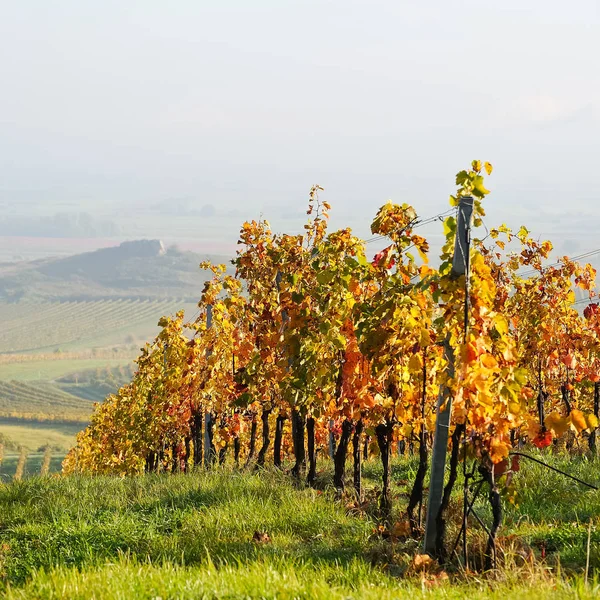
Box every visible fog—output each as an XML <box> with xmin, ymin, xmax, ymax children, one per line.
<box><xmin>1</xmin><ymin>1</ymin><xmax>599</xmax><ymax>252</ymax></box>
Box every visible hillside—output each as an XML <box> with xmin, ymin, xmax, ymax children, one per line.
<box><xmin>0</xmin><ymin>239</ymin><xmax>232</xmax><ymax>301</ymax></box>
<box><xmin>0</xmin><ymin>240</ymin><xmax>229</xmax><ymax>450</ymax></box>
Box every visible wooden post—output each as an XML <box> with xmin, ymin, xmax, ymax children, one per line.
<box><xmin>423</xmin><ymin>196</ymin><xmax>474</xmax><ymax>555</ymax></box>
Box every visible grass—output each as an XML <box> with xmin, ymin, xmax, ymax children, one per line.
<box><xmin>0</xmin><ymin>455</ymin><xmax>598</xmax><ymax>598</ymax></box>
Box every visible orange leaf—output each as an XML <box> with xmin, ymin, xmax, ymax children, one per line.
<box><xmin>412</xmin><ymin>554</ymin><xmax>435</xmax><ymax>571</ymax></box>
<box><xmin>480</xmin><ymin>353</ymin><xmax>498</xmax><ymax>369</ymax></box>
<box><xmin>562</xmin><ymin>353</ymin><xmax>577</xmax><ymax>370</ymax></box>
<box><xmin>489</xmin><ymin>438</ymin><xmax>510</xmax><ymax>463</ymax></box>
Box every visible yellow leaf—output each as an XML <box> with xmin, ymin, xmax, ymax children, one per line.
<box><xmin>480</xmin><ymin>354</ymin><xmax>498</xmax><ymax>369</ymax></box>
<box><xmin>477</xmin><ymin>391</ymin><xmax>494</xmax><ymax>409</ymax></box>
<box><xmin>570</xmin><ymin>409</ymin><xmax>587</xmax><ymax>434</ymax></box>
<box><xmin>586</xmin><ymin>413</ymin><xmax>599</xmax><ymax>430</ymax></box>
<box><xmin>408</xmin><ymin>353</ymin><xmax>424</xmax><ymax>373</ymax></box>
<box><xmin>545</xmin><ymin>412</ymin><xmax>570</xmax><ymax>437</ymax></box>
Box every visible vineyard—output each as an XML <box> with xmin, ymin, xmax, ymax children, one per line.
<box><xmin>0</xmin><ymin>298</ymin><xmax>196</xmax><ymax>354</ymax></box>
<box><xmin>0</xmin><ymin>363</ymin><xmax>138</xmax><ymax>452</ymax></box>
<box><xmin>0</xmin><ymin>380</ymin><xmax>94</xmax><ymax>421</ymax></box>
<box><xmin>58</xmin><ymin>162</ymin><xmax>600</xmax><ymax>577</ymax></box>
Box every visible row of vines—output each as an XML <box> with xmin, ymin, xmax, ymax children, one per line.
<box><xmin>64</xmin><ymin>161</ymin><xmax>600</xmax><ymax>562</ymax></box>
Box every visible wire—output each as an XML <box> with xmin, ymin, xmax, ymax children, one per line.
<box><xmin>364</xmin><ymin>207</ymin><xmax>456</xmax><ymax>245</ymax></box>
<box><xmin>518</xmin><ymin>248</ymin><xmax>600</xmax><ymax>278</ymax></box>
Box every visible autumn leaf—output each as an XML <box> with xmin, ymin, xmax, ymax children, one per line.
<box><xmin>586</xmin><ymin>413</ymin><xmax>599</xmax><ymax>430</ymax></box>
<box><xmin>544</xmin><ymin>412</ymin><xmax>571</xmax><ymax>437</ymax></box>
<box><xmin>532</xmin><ymin>430</ymin><xmax>553</xmax><ymax>449</ymax></box>
<box><xmin>412</xmin><ymin>553</ymin><xmax>435</xmax><ymax>572</ymax></box>
<box><xmin>408</xmin><ymin>353</ymin><xmax>424</xmax><ymax>373</ymax></box>
<box><xmin>480</xmin><ymin>353</ymin><xmax>498</xmax><ymax>370</ymax></box>
<box><xmin>570</xmin><ymin>409</ymin><xmax>588</xmax><ymax>434</ymax></box>
<box><xmin>489</xmin><ymin>438</ymin><xmax>510</xmax><ymax>463</ymax></box>
<box><xmin>252</xmin><ymin>531</ymin><xmax>272</xmax><ymax>544</ymax></box>
<box><xmin>561</xmin><ymin>353</ymin><xmax>577</xmax><ymax>370</ymax></box>
<box><xmin>391</xmin><ymin>520</ymin><xmax>411</xmax><ymax>538</ymax></box>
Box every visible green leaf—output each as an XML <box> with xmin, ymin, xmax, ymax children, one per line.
<box><xmin>317</xmin><ymin>270</ymin><xmax>335</xmax><ymax>285</ymax></box>
<box><xmin>472</xmin><ymin>175</ymin><xmax>490</xmax><ymax>198</ymax></box>
<box><xmin>443</xmin><ymin>217</ymin><xmax>456</xmax><ymax>237</ymax></box>
<box><xmin>455</xmin><ymin>170</ymin><xmax>469</xmax><ymax>185</ymax></box>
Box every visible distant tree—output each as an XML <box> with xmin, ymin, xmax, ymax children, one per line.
<box><xmin>200</xmin><ymin>204</ymin><xmax>216</xmax><ymax>218</ymax></box>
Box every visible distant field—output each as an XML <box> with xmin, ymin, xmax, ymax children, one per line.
<box><xmin>0</xmin><ymin>297</ymin><xmax>197</xmax><ymax>451</ymax></box>
<box><xmin>0</xmin><ymin>380</ymin><xmax>94</xmax><ymax>420</ymax></box>
<box><xmin>0</xmin><ymin>419</ymin><xmax>82</xmax><ymax>452</ymax></box>
<box><xmin>0</xmin><ymin>298</ymin><xmax>197</xmax><ymax>354</ymax></box>
<box><xmin>0</xmin><ymin>362</ymin><xmax>138</xmax><ymax>450</ymax></box>
<box><xmin>0</xmin><ymin>365</ymin><xmax>137</xmax><ymax>448</ymax></box>
<box><xmin>0</xmin><ymin>358</ymin><xmax>133</xmax><ymax>381</ymax></box>
<box><xmin>0</xmin><ymin>452</ymin><xmax>65</xmax><ymax>482</ymax></box>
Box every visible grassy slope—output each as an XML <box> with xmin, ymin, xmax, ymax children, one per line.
<box><xmin>0</xmin><ymin>455</ymin><xmax>599</xmax><ymax>599</ymax></box>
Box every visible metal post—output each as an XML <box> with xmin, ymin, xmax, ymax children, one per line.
<box><xmin>423</xmin><ymin>196</ymin><xmax>474</xmax><ymax>554</ymax></box>
<box><xmin>203</xmin><ymin>305</ymin><xmax>214</xmax><ymax>468</ymax></box>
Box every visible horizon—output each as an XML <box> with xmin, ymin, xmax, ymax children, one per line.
<box><xmin>1</xmin><ymin>1</ymin><xmax>599</xmax><ymax>260</ymax></box>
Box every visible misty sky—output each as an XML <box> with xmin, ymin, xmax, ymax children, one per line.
<box><xmin>1</xmin><ymin>1</ymin><xmax>599</xmax><ymax>252</ymax></box>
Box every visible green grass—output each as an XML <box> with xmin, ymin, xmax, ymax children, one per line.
<box><xmin>6</xmin><ymin>557</ymin><xmax>597</xmax><ymax>600</ymax></box>
<box><xmin>0</xmin><ymin>456</ymin><xmax>599</xmax><ymax>598</ymax></box>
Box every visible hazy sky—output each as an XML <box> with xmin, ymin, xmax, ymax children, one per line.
<box><xmin>1</xmin><ymin>1</ymin><xmax>599</xmax><ymax>250</ymax></box>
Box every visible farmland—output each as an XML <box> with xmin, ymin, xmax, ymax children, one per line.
<box><xmin>0</xmin><ymin>353</ymin><xmax>136</xmax><ymax>451</ymax></box>
<box><xmin>0</xmin><ymin>380</ymin><xmax>93</xmax><ymax>420</ymax></box>
<box><xmin>0</xmin><ymin>299</ymin><xmax>196</xmax><ymax>354</ymax></box>
<box><xmin>0</xmin><ymin>296</ymin><xmax>199</xmax><ymax>451</ymax></box>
